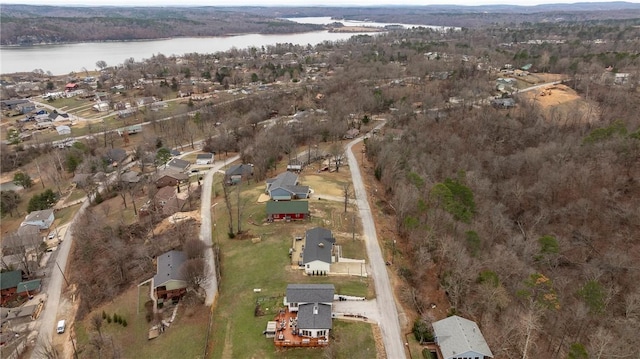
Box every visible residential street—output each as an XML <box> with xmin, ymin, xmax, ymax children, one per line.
<box><xmin>31</xmin><ymin>203</ymin><xmax>87</xmax><ymax>358</ymax></box>
<box><xmin>199</xmin><ymin>154</ymin><xmax>239</xmax><ymax>306</ymax></box>
<box><xmin>345</xmin><ymin>122</ymin><xmax>407</xmax><ymax>359</ymax></box>
<box><xmin>30</xmin><ymin>164</ymin><xmax>134</xmax><ymax>358</ymax></box>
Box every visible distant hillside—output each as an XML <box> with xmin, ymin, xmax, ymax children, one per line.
<box><xmin>1</xmin><ymin>3</ymin><xmax>639</xmax><ymax>45</ymax></box>
<box><xmin>0</xmin><ymin>5</ymin><xmax>321</xmax><ymax>46</ymax></box>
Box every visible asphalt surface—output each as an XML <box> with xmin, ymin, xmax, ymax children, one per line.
<box><xmin>346</xmin><ymin>121</ymin><xmax>407</xmax><ymax>359</ymax></box>
<box><xmin>199</xmin><ymin>154</ymin><xmax>239</xmax><ymax>306</ymax></box>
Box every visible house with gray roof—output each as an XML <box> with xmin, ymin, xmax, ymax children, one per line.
<box><xmin>165</xmin><ymin>158</ymin><xmax>190</xmax><ymax>173</ymax></box>
<box><xmin>225</xmin><ymin>164</ymin><xmax>254</xmax><ymax>185</ymax></box>
<box><xmin>432</xmin><ymin>315</ymin><xmax>493</xmax><ymax>359</ymax></box>
<box><xmin>265</xmin><ymin>171</ymin><xmax>309</xmax><ymax>201</ymax></box>
<box><xmin>153</xmin><ymin>250</ymin><xmax>188</xmax><ymax>301</ymax></box>
<box><xmin>302</xmin><ymin>227</ymin><xmax>335</xmax><ymax>275</ymax></box>
<box><xmin>283</xmin><ymin>284</ymin><xmax>334</xmax><ymax>340</ymax></box>
<box><xmin>22</xmin><ymin>209</ymin><xmax>54</xmax><ymax>230</ymax></box>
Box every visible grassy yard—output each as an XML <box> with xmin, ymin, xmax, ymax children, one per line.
<box><xmin>76</xmin><ymin>285</ymin><xmax>209</xmax><ymax>359</ymax></box>
<box><xmin>208</xmin><ymin>171</ymin><xmax>375</xmax><ymax>358</ymax></box>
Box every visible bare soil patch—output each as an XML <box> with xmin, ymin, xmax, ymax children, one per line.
<box><xmin>521</xmin><ymin>84</ymin><xmax>599</xmax><ymax>124</ymax></box>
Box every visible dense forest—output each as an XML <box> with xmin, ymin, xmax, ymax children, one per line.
<box><xmin>2</xmin><ymin>8</ymin><xmax>640</xmax><ymax>358</ymax></box>
<box><xmin>2</xmin><ymin>3</ymin><xmax>640</xmax><ymax>45</ymax></box>
<box><xmin>0</xmin><ymin>5</ymin><xmax>321</xmax><ymax>45</ymax></box>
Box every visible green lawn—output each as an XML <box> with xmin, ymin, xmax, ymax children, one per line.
<box><xmin>76</xmin><ymin>285</ymin><xmax>209</xmax><ymax>359</ymax></box>
<box><xmin>208</xmin><ymin>173</ymin><xmax>375</xmax><ymax>358</ymax></box>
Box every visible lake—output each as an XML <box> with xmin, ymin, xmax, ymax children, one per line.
<box><xmin>0</xmin><ymin>17</ymin><xmax>451</xmax><ymax>76</ymax></box>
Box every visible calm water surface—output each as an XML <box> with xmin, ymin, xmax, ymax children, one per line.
<box><xmin>0</xmin><ymin>17</ymin><xmax>451</xmax><ymax>75</ymax></box>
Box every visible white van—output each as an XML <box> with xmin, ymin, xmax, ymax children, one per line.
<box><xmin>56</xmin><ymin>320</ymin><xmax>66</xmax><ymax>334</ymax></box>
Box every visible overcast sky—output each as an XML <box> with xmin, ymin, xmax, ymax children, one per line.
<box><xmin>2</xmin><ymin>0</ymin><xmax>639</xmax><ymax>6</ymax></box>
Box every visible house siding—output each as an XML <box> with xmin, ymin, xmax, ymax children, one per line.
<box><xmin>305</xmin><ymin>260</ymin><xmax>330</xmax><ymax>275</ymax></box>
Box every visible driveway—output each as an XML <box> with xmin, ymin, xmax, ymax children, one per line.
<box><xmin>346</xmin><ymin>121</ymin><xmax>407</xmax><ymax>359</ymax></box>
<box><xmin>333</xmin><ymin>299</ymin><xmax>380</xmax><ymax>323</ymax></box>
<box><xmin>199</xmin><ymin>154</ymin><xmax>239</xmax><ymax>306</ymax></box>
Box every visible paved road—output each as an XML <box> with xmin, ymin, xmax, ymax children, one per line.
<box><xmin>31</xmin><ymin>164</ymin><xmax>134</xmax><ymax>358</ymax></box>
<box><xmin>199</xmin><ymin>155</ymin><xmax>239</xmax><ymax>306</ymax></box>
<box><xmin>345</xmin><ymin>122</ymin><xmax>406</xmax><ymax>359</ymax></box>
<box><xmin>31</xmin><ymin>203</ymin><xmax>87</xmax><ymax>358</ymax></box>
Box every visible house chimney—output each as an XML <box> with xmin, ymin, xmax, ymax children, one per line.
<box><xmin>313</xmin><ymin>305</ymin><xmax>318</xmax><ymax>315</ymax></box>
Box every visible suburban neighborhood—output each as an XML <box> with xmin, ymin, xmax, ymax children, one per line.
<box><xmin>2</xmin><ymin>4</ymin><xmax>640</xmax><ymax>359</ymax></box>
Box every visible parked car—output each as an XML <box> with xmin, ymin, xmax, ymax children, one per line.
<box><xmin>56</xmin><ymin>320</ymin><xmax>66</xmax><ymax>334</ymax></box>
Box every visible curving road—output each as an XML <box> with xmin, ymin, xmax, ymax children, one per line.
<box><xmin>198</xmin><ymin>154</ymin><xmax>239</xmax><ymax>306</ymax></box>
<box><xmin>345</xmin><ymin>121</ymin><xmax>406</xmax><ymax>359</ymax></box>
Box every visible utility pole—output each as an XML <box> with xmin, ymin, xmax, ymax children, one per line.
<box><xmin>56</xmin><ymin>261</ymin><xmax>70</xmax><ymax>287</ymax></box>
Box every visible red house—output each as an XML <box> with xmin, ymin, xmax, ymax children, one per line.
<box><xmin>65</xmin><ymin>83</ymin><xmax>78</xmax><ymax>91</ymax></box>
<box><xmin>266</xmin><ymin>200</ymin><xmax>309</xmax><ymax>221</ymax></box>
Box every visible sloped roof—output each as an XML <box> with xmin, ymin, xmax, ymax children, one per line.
<box><xmin>225</xmin><ymin>164</ymin><xmax>254</xmax><ymax>177</ymax></box>
<box><xmin>297</xmin><ymin>303</ymin><xmax>332</xmax><ymax>330</ymax></box>
<box><xmin>432</xmin><ymin>315</ymin><xmax>493</xmax><ymax>359</ymax></box>
<box><xmin>267</xmin><ymin>171</ymin><xmax>298</xmax><ymax>188</ymax></box>
<box><xmin>286</xmin><ymin>284</ymin><xmax>335</xmax><ymax>304</ymax></box>
<box><xmin>167</xmin><ymin>158</ymin><xmax>190</xmax><ymax>171</ymax></box>
<box><xmin>266</xmin><ymin>200</ymin><xmax>309</xmax><ymax>215</ymax></box>
<box><xmin>105</xmin><ymin>148</ymin><xmax>127</xmax><ymax>163</ymax></box>
<box><xmin>196</xmin><ymin>153</ymin><xmax>214</xmax><ymax>159</ymax></box>
<box><xmin>154</xmin><ymin>168</ymin><xmax>188</xmax><ymax>182</ymax></box>
<box><xmin>17</xmin><ymin>279</ymin><xmax>41</xmax><ymax>293</ymax></box>
<box><xmin>155</xmin><ymin>186</ymin><xmax>177</xmax><ymax>202</ymax></box>
<box><xmin>303</xmin><ymin>227</ymin><xmax>335</xmax><ymax>265</ymax></box>
<box><xmin>24</xmin><ymin>209</ymin><xmax>54</xmax><ymax>222</ymax></box>
<box><xmin>153</xmin><ymin>250</ymin><xmax>187</xmax><ymax>288</ymax></box>
<box><xmin>0</xmin><ymin>270</ymin><xmax>22</xmax><ymax>290</ymax></box>
<box><xmin>120</xmin><ymin>171</ymin><xmax>141</xmax><ymax>183</ymax></box>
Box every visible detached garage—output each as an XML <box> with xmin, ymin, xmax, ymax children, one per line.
<box><xmin>266</xmin><ymin>200</ymin><xmax>309</xmax><ymax>221</ymax></box>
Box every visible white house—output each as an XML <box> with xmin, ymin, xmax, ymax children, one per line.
<box><xmin>195</xmin><ymin>153</ymin><xmax>214</xmax><ymax>165</ymax></box>
<box><xmin>283</xmin><ymin>284</ymin><xmax>334</xmax><ymax>339</ymax></box>
<box><xmin>302</xmin><ymin>227</ymin><xmax>335</xmax><ymax>275</ymax></box>
<box><xmin>93</xmin><ymin>101</ymin><xmax>110</xmax><ymax>112</ymax></box>
<box><xmin>22</xmin><ymin>209</ymin><xmax>55</xmax><ymax>230</ymax></box>
<box><xmin>432</xmin><ymin>315</ymin><xmax>493</xmax><ymax>359</ymax></box>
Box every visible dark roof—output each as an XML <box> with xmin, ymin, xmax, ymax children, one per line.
<box><xmin>153</xmin><ymin>250</ymin><xmax>187</xmax><ymax>288</ymax></box>
<box><xmin>267</xmin><ymin>171</ymin><xmax>308</xmax><ymax>197</ymax></box>
<box><xmin>1</xmin><ymin>99</ymin><xmax>29</xmax><ymax>106</ymax></box>
<box><xmin>167</xmin><ymin>158</ymin><xmax>190</xmax><ymax>171</ymax></box>
<box><xmin>297</xmin><ymin>303</ymin><xmax>332</xmax><ymax>330</ymax></box>
<box><xmin>196</xmin><ymin>153</ymin><xmax>214</xmax><ymax>159</ymax></box>
<box><xmin>303</xmin><ymin>227</ymin><xmax>335</xmax><ymax>264</ymax></box>
<box><xmin>225</xmin><ymin>164</ymin><xmax>254</xmax><ymax>177</ymax></box>
<box><xmin>286</xmin><ymin>284</ymin><xmax>335</xmax><ymax>304</ymax></box>
<box><xmin>120</xmin><ymin>171</ymin><xmax>141</xmax><ymax>183</ymax></box>
<box><xmin>267</xmin><ymin>171</ymin><xmax>298</xmax><ymax>188</ymax></box>
<box><xmin>0</xmin><ymin>270</ymin><xmax>22</xmax><ymax>290</ymax></box>
<box><xmin>266</xmin><ymin>200</ymin><xmax>309</xmax><ymax>215</ymax></box>
<box><xmin>155</xmin><ymin>186</ymin><xmax>177</xmax><ymax>202</ymax></box>
<box><xmin>105</xmin><ymin>148</ymin><xmax>127</xmax><ymax>163</ymax></box>
<box><xmin>17</xmin><ymin>279</ymin><xmax>41</xmax><ymax>293</ymax></box>
<box><xmin>154</xmin><ymin>168</ymin><xmax>189</xmax><ymax>182</ymax></box>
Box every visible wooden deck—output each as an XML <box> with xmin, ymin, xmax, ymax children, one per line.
<box><xmin>273</xmin><ymin>309</ymin><xmax>329</xmax><ymax>347</ymax></box>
